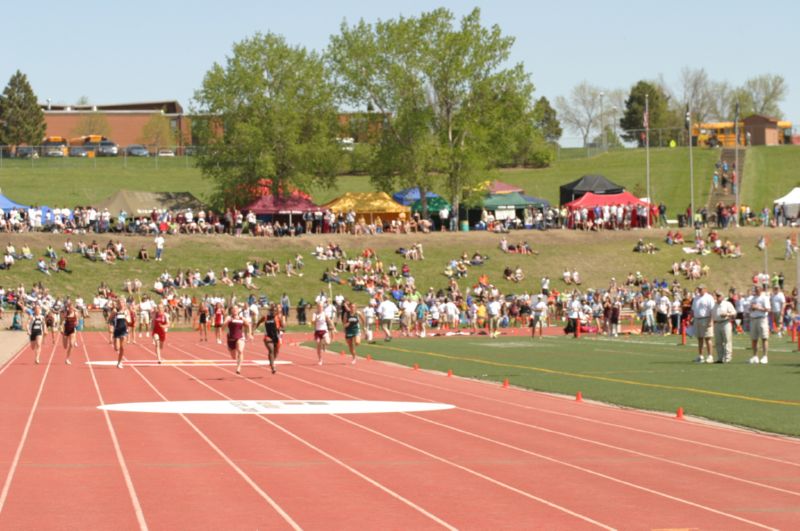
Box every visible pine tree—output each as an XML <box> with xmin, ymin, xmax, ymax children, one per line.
<box><xmin>0</xmin><ymin>70</ymin><xmax>46</xmax><ymax>147</ymax></box>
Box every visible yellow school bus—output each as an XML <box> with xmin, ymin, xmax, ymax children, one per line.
<box><xmin>41</xmin><ymin>136</ymin><xmax>69</xmax><ymax>157</ymax></box>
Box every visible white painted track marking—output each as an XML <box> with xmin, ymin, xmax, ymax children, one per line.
<box><xmin>99</xmin><ymin>399</ymin><xmax>454</xmax><ymax>415</ymax></box>
<box><xmin>0</xmin><ymin>344</ymin><xmax>57</xmax><ymax>515</ymax></box>
<box><xmin>152</xmin><ymin>342</ymin><xmax>458</xmax><ymax>530</ymax></box>
<box><xmin>86</xmin><ymin>359</ymin><xmax>292</xmax><ymax>367</ymax></box>
<box><xmin>172</xmin><ymin>341</ymin><xmax>614</xmax><ymax>529</ymax></box>
<box><xmin>126</xmin><ymin>364</ymin><xmax>303</xmax><ymax>531</ymax></box>
<box><xmin>83</xmin><ymin>343</ymin><xmax>149</xmax><ymax>531</ymax></box>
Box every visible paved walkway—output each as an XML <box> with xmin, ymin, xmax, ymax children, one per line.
<box><xmin>0</xmin><ymin>331</ymin><xmax>29</xmax><ymax>367</ymax></box>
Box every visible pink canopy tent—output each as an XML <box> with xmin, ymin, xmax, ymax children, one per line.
<box><xmin>563</xmin><ymin>192</ymin><xmax>654</xmax><ymax>228</ymax></box>
<box><xmin>486</xmin><ymin>180</ymin><xmax>524</xmax><ymax>195</ymax></box>
<box><xmin>563</xmin><ymin>191</ymin><xmax>646</xmax><ymax>209</ymax></box>
<box><xmin>244</xmin><ymin>193</ymin><xmax>320</xmax><ymax>216</ymax></box>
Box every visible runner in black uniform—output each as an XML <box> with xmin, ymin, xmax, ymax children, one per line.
<box><xmin>28</xmin><ymin>305</ymin><xmax>47</xmax><ymax>365</ymax></box>
<box><xmin>61</xmin><ymin>302</ymin><xmax>79</xmax><ymax>365</ymax></box>
<box><xmin>257</xmin><ymin>304</ymin><xmax>283</xmax><ymax>374</ymax></box>
<box><xmin>342</xmin><ymin>301</ymin><xmax>365</xmax><ymax>365</ymax></box>
<box><xmin>109</xmin><ymin>299</ymin><xmax>130</xmax><ymax>368</ymax></box>
<box><xmin>197</xmin><ymin>300</ymin><xmax>209</xmax><ymax>342</ymax></box>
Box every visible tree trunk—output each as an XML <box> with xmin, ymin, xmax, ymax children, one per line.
<box><xmin>419</xmin><ymin>184</ymin><xmax>429</xmax><ymax>221</ymax></box>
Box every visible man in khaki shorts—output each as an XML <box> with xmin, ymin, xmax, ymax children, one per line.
<box><xmin>748</xmin><ymin>285</ymin><xmax>770</xmax><ymax>364</ymax></box>
<box><xmin>712</xmin><ymin>290</ymin><xmax>736</xmax><ymax>363</ymax></box>
<box><xmin>691</xmin><ymin>285</ymin><xmax>715</xmax><ymax>363</ymax></box>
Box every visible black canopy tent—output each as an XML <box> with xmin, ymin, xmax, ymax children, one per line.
<box><xmin>559</xmin><ymin>175</ymin><xmax>624</xmax><ymax>206</ymax></box>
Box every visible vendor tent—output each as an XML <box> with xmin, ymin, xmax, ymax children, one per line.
<box><xmin>392</xmin><ymin>187</ymin><xmax>440</xmax><ymax>206</ymax></box>
<box><xmin>95</xmin><ymin>190</ymin><xmax>205</xmax><ymax>215</ymax></box>
<box><xmin>245</xmin><ymin>192</ymin><xmax>320</xmax><ymax>216</ymax></box>
<box><xmin>563</xmin><ymin>191</ymin><xmax>646</xmax><ymax>209</ymax></box>
<box><xmin>482</xmin><ymin>192</ymin><xmax>536</xmax><ymax>210</ymax></box>
<box><xmin>0</xmin><ymin>193</ymin><xmax>28</xmax><ymax>212</ymax></box>
<box><xmin>559</xmin><ymin>174</ymin><xmax>624</xmax><ymax>205</ymax></box>
<box><xmin>324</xmin><ymin>192</ymin><xmax>410</xmax><ymax>222</ymax></box>
<box><xmin>411</xmin><ymin>196</ymin><xmax>450</xmax><ymax>214</ymax></box>
<box><xmin>521</xmin><ymin>195</ymin><xmax>551</xmax><ymax>208</ymax></box>
<box><xmin>774</xmin><ymin>187</ymin><xmax>800</xmax><ymax>218</ymax></box>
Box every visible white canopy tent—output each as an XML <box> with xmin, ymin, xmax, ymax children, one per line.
<box><xmin>774</xmin><ymin>188</ymin><xmax>800</xmax><ymax>219</ymax></box>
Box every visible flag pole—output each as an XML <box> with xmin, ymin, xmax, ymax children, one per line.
<box><xmin>687</xmin><ymin>104</ymin><xmax>695</xmax><ymax>226</ymax></box>
<box><xmin>734</xmin><ymin>102</ymin><xmax>741</xmax><ymax>226</ymax></box>
<box><xmin>645</xmin><ymin>94</ymin><xmax>651</xmax><ymax>227</ymax></box>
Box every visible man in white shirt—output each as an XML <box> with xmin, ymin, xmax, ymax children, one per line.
<box><xmin>748</xmin><ymin>286</ymin><xmax>771</xmax><ymax>364</ymax></box>
<box><xmin>154</xmin><ymin>234</ymin><xmax>165</xmax><ymax>261</ymax></box>
<box><xmin>377</xmin><ymin>298</ymin><xmax>399</xmax><ymax>341</ymax></box>
<box><xmin>712</xmin><ymin>291</ymin><xmax>737</xmax><ymax>363</ymax></box>
<box><xmin>770</xmin><ymin>286</ymin><xmax>786</xmax><ymax>337</ymax></box>
<box><xmin>487</xmin><ymin>297</ymin><xmax>502</xmax><ymax>338</ymax></box>
<box><xmin>531</xmin><ymin>295</ymin><xmax>548</xmax><ymax>339</ymax></box>
<box><xmin>567</xmin><ymin>294</ymin><xmax>582</xmax><ymax>338</ymax></box>
<box><xmin>691</xmin><ymin>285</ymin><xmax>715</xmax><ymax>363</ymax></box>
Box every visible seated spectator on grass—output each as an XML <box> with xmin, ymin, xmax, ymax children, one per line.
<box><xmin>57</xmin><ymin>257</ymin><xmax>71</xmax><ymax>273</ymax></box>
<box><xmin>21</xmin><ymin>245</ymin><xmax>33</xmax><ymax>260</ymax></box>
<box><xmin>37</xmin><ymin>258</ymin><xmax>51</xmax><ymax>275</ymax></box>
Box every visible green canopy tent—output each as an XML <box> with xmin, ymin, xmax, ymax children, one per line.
<box><xmin>411</xmin><ymin>196</ymin><xmax>450</xmax><ymax>214</ymax></box>
<box><xmin>482</xmin><ymin>192</ymin><xmax>536</xmax><ymax>210</ymax></box>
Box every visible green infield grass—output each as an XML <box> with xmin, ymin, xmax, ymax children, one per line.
<box><xmin>330</xmin><ymin>332</ymin><xmax>800</xmax><ymax>437</ymax></box>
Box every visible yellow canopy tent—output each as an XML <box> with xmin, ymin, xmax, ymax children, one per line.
<box><xmin>323</xmin><ymin>192</ymin><xmax>410</xmax><ymax>223</ymax></box>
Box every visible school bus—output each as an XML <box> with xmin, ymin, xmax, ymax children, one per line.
<box><xmin>693</xmin><ymin>120</ymin><xmax>794</xmax><ymax>147</ymax></box>
<box><xmin>692</xmin><ymin>122</ymin><xmax>741</xmax><ymax>148</ymax></box>
<box><xmin>41</xmin><ymin>136</ymin><xmax>69</xmax><ymax>157</ymax></box>
<box><xmin>68</xmin><ymin>134</ymin><xmax>109</xmax><ymax>157</ymax></box>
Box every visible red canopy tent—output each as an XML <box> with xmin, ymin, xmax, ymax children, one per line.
<box><xmin>486</xmin><ymin>180</ymin><xmax>524</xmax><ymax>195</ymax></box>
<box><xmin>563</xmin><ymin>192</ymin><xmax>653</xmax><ymax>228</ymax></box>
<box><xmin>245</xmin><ymin>193</ymin><xmax>320</xmax><ymax>215</ymax></box>
<box><xmin>563</xmin><ymin>191</ymin><xmax>646</xmax><ymax>209</ymax></box>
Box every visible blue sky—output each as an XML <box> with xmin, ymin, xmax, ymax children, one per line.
<box><xmin>2</xmin><ymin>0</ymin><xmax>797</xmax><ymax>144</ymax></box>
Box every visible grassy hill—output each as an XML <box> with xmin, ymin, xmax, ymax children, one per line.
<box><xmin>1</xmin><ymin>145</ymin><xmax>798</xmax><ymax>218</ymax></box>
<box><xmin>0</xmin><ymin>227</ymin><xmax>794</xmax><ymax>311</ymax></box>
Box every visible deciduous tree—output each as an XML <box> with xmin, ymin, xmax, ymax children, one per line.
<box><xmin>193</xmin><ymin>32</ymin><xmax>341</xmax><ymax>209</ymax></box>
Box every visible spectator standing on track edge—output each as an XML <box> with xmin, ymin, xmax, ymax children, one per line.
<box><xmin>692</xmin><ymin>285</ymin><xmax>715</xmax><ymax>363</ymax></box>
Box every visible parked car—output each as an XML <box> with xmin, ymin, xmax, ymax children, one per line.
<box><xmin>69</xmin><ymin>146</ymin><xmax>89</xmax><ymax>157</ymax></box>
<box><xmin>125</xmin><ymin>144</ymin><xmax>150</xmax><ymax>157</ymax></box>
<box><xmin>97</xmin><ymin>140</ymin><xmax>119</xmax><ymax>157</ymax></box>
<box><xmin>43</xmin><ymin>147</ymin><xmax>65</xmax><ymax>157</ymax></box>
<box><xmin>16</xmin><ymin>146</ymin><xmax>39</xmax><ymax>159</ymax></box>
<box><xmin>157</xmin><ymin>148</ymin><xmax>175</xmax><ymax>157</ymax></box>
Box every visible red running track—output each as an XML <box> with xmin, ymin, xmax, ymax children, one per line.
<box><xmin>0</xmin><ymin>331</ymin><xmax>798</xmax><ymax>530</ymax></box>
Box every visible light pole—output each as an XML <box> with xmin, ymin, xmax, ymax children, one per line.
<box><xmin>611</xmin><ymin>105</ymin><xmax>617</xmax><ymax>146</ymax></box>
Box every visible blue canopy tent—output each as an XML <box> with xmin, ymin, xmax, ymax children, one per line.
<box><xmin>0</xmin><ymin>193</ymin><xmax>28</xmax><ymax>212</ymax></box>
<box><xmin>521</xmin><ymin>195</ymin><xmax>551</xmax><ymax>209</ymax></box>
<box><xmin>392</xmin><ymin>187</ymin><xmax>440</xmax><ymax>206</ymax></box>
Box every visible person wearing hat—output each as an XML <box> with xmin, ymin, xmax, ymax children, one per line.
<box><xmin>691</xmin><ymin>284</ymin><xmax>715</xmax><ymax>362</ymax></box>
<box><xmin>712</xmin><ymin>290</ymin><xmax>736</xmax><ymax>363</ymax></box>
<box><xmin>530</xmin><ymin>294</ymin><xmax>548</xmax><ymax>339</ymax></box>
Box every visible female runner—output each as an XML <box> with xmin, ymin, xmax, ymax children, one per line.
<box><xmin>213</xmin><ymin>302</ymin><xmax>225</xmax><ymax>344</ymax></box>
<box><xmin>311</xmin><ymin>302</ymin><xmax>334</xmax><ymax>366</ymax></box>
<box><xmin>61</xmin><ymin>301</ymin><xmax>79</xmax><ymax>365</ymax></box>
<box><xmin>28</xmin><ymin>305</ymin><xmax>47</xmax><ymax>365</ymax></box>
<box><xmin>342</xmin><ymin>301</ymin><xmax>365</xmax><ymax>364</ymax></box>
<box><xmin>109</xmin><ymin>299</ymin><xmax>130</xmax><ymax>368</ymax></box>
<box><xmin>197</xmin><ymin>299</ymin><xmax>209</xmax><ymax>342</ymax></box>
<box><xmin>256</xmin><ymin>303</ymin><xmax>283</xmax><ymax>374</ymax></box>
<box><xmin>224</xmin><ymin>305</ymin><xmax>251</xmax><ymax>374</ymax></box>
<box><xmin>151</xmin><ymin>302</ymin><xmax>169</xmax><ymax>364</ymax></box>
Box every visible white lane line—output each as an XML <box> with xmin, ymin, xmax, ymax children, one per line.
<box><xmin>172</xmin><ymin>341</ymin><xmax>613</xmax><ymax>529</ymax></box>
<box><xmin>83</xmin><ymin>343</ymin><xmax>149</xmax><ymax>531</ymax></box>
<box><xmin>262</xmin><ymin>352</ymin><xmax>781</xmax><ymax>530</ymax></box>
<box><xmin>0</xmin><ymin>344</ymin><xmax>57</xmax><ymax>514</ymax></box>
<box><xmin>127</xmin><ymin>365</ymin><xmax>302</xmax><ymax>531</ymax></box>
<box><xmin>162</xmin><ymin>342</ymin><xmax>458</xmax><ymax>530</ymax></box>
<box><xmin>331</xmin><ymin>351</ymin><xmax>800</xmax><ymax>463</ymax></box>
<box><xmin>0</xmin><ymin>345</ymin><xmax>26</xmax><ymax>377</ymax></box>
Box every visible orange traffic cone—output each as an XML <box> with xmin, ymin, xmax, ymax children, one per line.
<box><xmin>413</xmin><ymin>363</ymin><xmax>419</xmax><ymax>371</ymax></box>
<box><xmin>576</xmin><ymin>391</ymin><xmax>583</xmax><ymax>402</ymax></box>
<box><xmin>447</xmin><ymin>369</ymin><xmax>453</xmax><ymax>377</ymax></box>
<box><xmin>676</xmin><ymin>407</ymin><xmax>685</xmax><ymax>420</ymax></box>
<box><xmin>366</xmin><ymin>354</ymin><xmax>372</xmax><ymax>361</ymax></box>
<box><xmin>502</xmin><ymin>378</ymin><xmax>509</xmax><ymax>388</ymax></box>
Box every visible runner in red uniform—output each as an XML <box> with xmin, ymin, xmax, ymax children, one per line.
<box><xmin>61</xmin><ymin>302</ymin><xmax>79</xmax><ymax>365</ymax></box>
<box><xmin>151</xmin><ymin>302</ymin><xmax>170</xmax><ymax>364</ymax></box>
<box><xmin>224</xmin><ymin>305</ymin><xmax>251</xmax><ymax>375</ymax></box>
<box><xmin>213</xmin><ymin>302</ymin><xmax>225</xmax><ymax>344</ymax></box>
